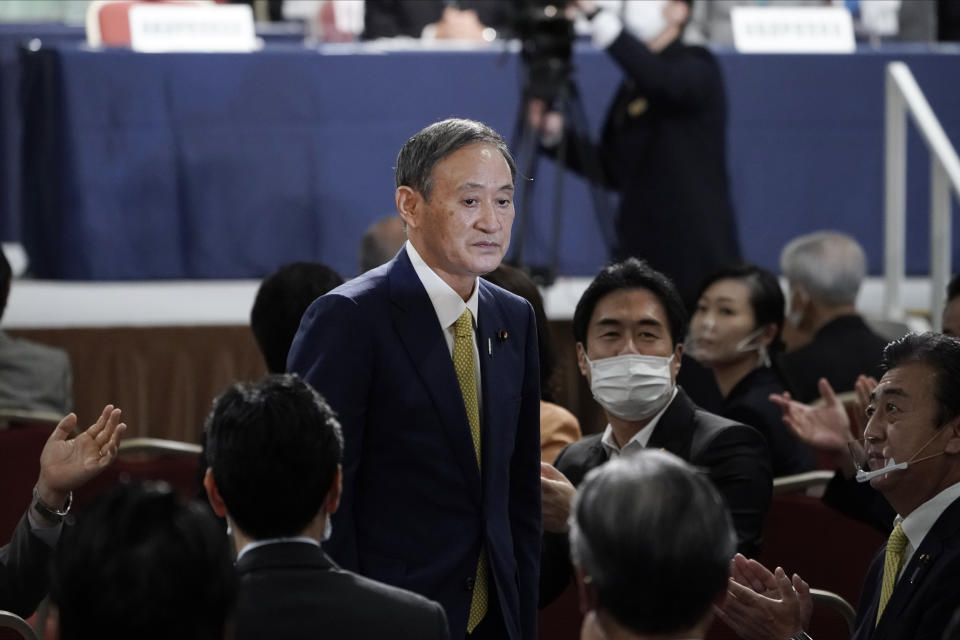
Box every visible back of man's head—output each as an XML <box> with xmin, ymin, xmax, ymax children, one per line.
<box><xmin>569</xmin><ymin>449</ymin><xmax>735</xmax><ymax>636</ymax></box>
<box><xmin>250</xmin><ymin>262</ymin><xmax>343</xmax><ymax>373</ymax></box>
<box><xmin>359</xmin><ymin>216</ymin><xmax>407</xmax><ymax>274</ymax></box>
<box><xmin>49</xmin><ymin>481</ymin><xmax>235</xmax><ymax>640</ymax></box>
<box><xmin>572</xmin><ymin>257</ymin><xmax>688</xmax><ymax>349</ymax></box>
<box><xmin>204</xmin><ymin>373</ymin><xmax>344</xmax><ymax>539</ymax></box>
<box><xmin>780</xmin><ymin>231</ymin><xmax>866</xmax><ymax>306</ymax></box>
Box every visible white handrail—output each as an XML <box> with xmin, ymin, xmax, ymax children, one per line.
<box><xmin>883</xmin><ymin>61</ymin><xmax>960</xmax><ymax>331</ymax></box>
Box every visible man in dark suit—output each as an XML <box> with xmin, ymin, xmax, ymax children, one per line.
<box><xmin>287</xmin><ymin>118</ymin><xmax>541</xmax><ymax>640</ymax></box>
<box><xmin>530</xmin><ymin>0</ymin><xmax>740</xmax><ymax>306</ymax></box>
<box><xmin>539</xmin><ymin>258</ymin><xmax>770</xmax><ymax>606</ymax></box>
<box><xmin>1</xmin><ymin>404</ymin><xmax>125</xmax><ymax>618</ymax></box>
<box><xmin>718</xmin><ymin>332</ymin><xmax>960</xmax><ymax>640</ymax></box>
<box><xmin>202</xmin><ymin>374</ymin><xmax>449</xmax><ymax>639</ymax></box>
<box><xmin>778</xmin><ymin>231</ymin><xmax>888</xmax><ymax>403</ymax></box>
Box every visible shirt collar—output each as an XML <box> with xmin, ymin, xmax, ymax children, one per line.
<box><xmin>899</xmin><ymin>480</ymin><xmax>960</xmax><ymax>555</ymax></box>
<box><xmin>406</xmin><ymin>241</ymin><xmax>479</xmax><ymax>329</ymax></box>
<box><xmin>599</xmin><ymin>387</ymin><xmax>678</xmax><ymax>457</ymax></box>
<box><xmin>236</xmin><ymin>536</ymin><xmax>320</xmax><ymax>562</ymax></box>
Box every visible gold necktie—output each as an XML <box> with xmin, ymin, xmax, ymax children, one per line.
<box><xmin>452</xmin><ymin>309</ymin><xmax>488</xmax><ymax>632</ymax></box>
<box><xmin>876</xmin><ymin>521</ymin><xmax>908</xmax><ymax>625</ymax></box>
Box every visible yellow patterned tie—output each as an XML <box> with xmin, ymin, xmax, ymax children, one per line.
<box><xmin>876</xmin><ymin>521</ymin><xmax>908</xmax><ymax>625</ymax></box>
<box><xmin>452</xmin><ymin>309</ymin><xmax>488</xmax><ymax>633</ymax></box>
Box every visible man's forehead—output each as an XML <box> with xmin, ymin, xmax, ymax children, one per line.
<box><xmin>873</xmin><ymin>362</ymin><xmax>936</xmax><ymax>401</ymax></box>
<box><xmin>591</xmin><ymin>288</ymin><xmax>669</xmax><ymax>326</ymax></box>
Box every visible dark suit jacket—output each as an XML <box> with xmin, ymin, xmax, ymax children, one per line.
<box><xmin>722</xmin><ymin>366</ymin><xmax>818</xmax><ymax>477</ymax></box>
<box><xmin>234</xmin><ymin>541</ymin><xmax>449</xmax><ymax>640</ymax></box>
<box><xmin>562</xmin><ymin>33</ymin><xmax>740</xmax><ymax>306</ymax></box>
<box><xmin>540</xmin><ymin>388</ymin><xmax>771</xmax><ymax>605</ymax></box>
<box><xmin>779</xmin><ymin>315</ymin><xmax>888</xmax><ymax>403</ymax></box>
<box><xmin>287</xmin><ymin>250</ymin><xmax>541</xmax><ymax>640</ymax></box>
<box><xmin>851</xmin><ymin>495</ymin><xmax>960</xmax><ymax>640</ymax></box>
<box><xmin>0</xmin><ymin>512</ymin><xmax>54</xmax><ymax>618</ymax></box>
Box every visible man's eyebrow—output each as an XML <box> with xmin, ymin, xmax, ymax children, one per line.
<box><xmin>594</xmin><ymin>317</ymin><xmax>662</xmax><ymax>329</ymax></box>
<box><xmin>458</xmin><ymin>182</ymin><xmax>515</xmax><ymax>192</ymax></box>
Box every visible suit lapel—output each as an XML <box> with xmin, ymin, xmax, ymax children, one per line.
<box><xmin>645</xmin><ymin>389</ymin><xmax>695</xmax><ymax>460</ymax></box>
<box><xmin>388</xmin><ymin>252</ymin><xmax>482</xmax><ymax>501</ymax></box>
<box><xmin>874</xmin><ymin>497</ymin><xmax>960</xmax><ymax>635</ymax></box>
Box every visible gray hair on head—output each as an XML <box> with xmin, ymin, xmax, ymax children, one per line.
<box><xmin>780</xmin><ymin>231</ymin><xmax>866</xmax><ymax>306</ymax></box>
<box><xmin>568</xmin><ymin>449</ymin><xmax>735</xmax><ymax>635</ymax></box>
<box><xmin>394</xmin><ymin>118</ymin><xmax>516</xmax><ymax>201</ymax></box>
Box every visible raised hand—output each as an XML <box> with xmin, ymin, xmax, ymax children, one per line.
<box><xmin>36</xmin><ymin>405</ymin><xmax>127</xmax><ymax>508</ymax></box>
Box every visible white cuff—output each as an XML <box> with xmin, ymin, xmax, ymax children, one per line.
<box><xmin>590</xmin><ymin>11</ymin><xmax>622</xmax><ymax>49</ymax></box>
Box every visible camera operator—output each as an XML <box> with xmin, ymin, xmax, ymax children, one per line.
<box><xmin>529</xmin><ymin>0</ymin><xmax>740</xmax><ymax>308</ymax></box>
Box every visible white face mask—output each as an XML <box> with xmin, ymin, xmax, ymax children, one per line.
<box><xmin>623</xmin><ymin>0</ymin><xmax>669</xmax><ymax>43</ymax></box>
<box><xmin>586</xmin><ymin>353</ymin><xmax>675</xmax><ymax>422</ymax></box>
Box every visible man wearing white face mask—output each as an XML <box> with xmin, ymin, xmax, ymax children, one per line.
<box><xmin>528</xmin><ymin>0</ymin><xmax>740</xmax><ymax>307</ymax></box>
<box><xmin>539</xmin><ymin>258</ymin><xmax>771</xmax><ymax>607</ymax></box>
<box><xmin>718</xmin><ymin>332</ymin><xmax>960</xmax><ymax>640</ymax></box>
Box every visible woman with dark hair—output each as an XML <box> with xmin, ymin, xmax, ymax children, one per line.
<box><xmin>686</xmin><ymin>264</ymin><xmax>817</xmax><ymax>476</ymax></box>
<box><xmin>482</xmin><ymin>264</ymin><xmax>581</xmax><ymax>463</ymax></box>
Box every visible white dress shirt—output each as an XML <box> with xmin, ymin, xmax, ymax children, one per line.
<box><xmin>895</xmin><ymin>480</ymin><xmax>960</xmax><ymax>582</ymax></box>
<box><xmin>405</xmin><ymin>241</ymin><xmax>482</xmax><ymax>405</ymax></box>
<box><xmin>599</xmin><ymin>388</ymin><xmax>679</xmax><ymax>459</ymax></box>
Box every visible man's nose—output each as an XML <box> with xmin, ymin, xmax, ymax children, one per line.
<box><xmin>475</xmin><ymin>200</ymin><xmax>502</xmax><ymax>231</ymax></box>
<box><xmin>619</xmin><ymin>338</ymin><xmax>641</xmax><ymax>356</ymax></box>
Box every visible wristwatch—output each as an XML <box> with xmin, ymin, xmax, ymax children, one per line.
<box><xmin>32</xmin><ymin>485</ymin><xmax>73</xmax><ymax>523</ymax></box>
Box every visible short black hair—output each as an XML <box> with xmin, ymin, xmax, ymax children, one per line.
<box><xmin>250</xmin><ymin>262</ymin><xmax>343</xmax><ymax>373</ymax></box>
<box><xmin>49</xmin><ymin>481</ymin><xmax>235</xmax><ymax>640</ymax></box>
<box><xmin>573</xmin><ymin>258</ymin><xmax>687</xmax><ymax>348</ymax></box>
<box><xmin>948</xmin><ymin>273</ymin><xmax>960</xmax><ymax>302</ymax></box>
<box><xmin>482</xmin><ymin>264</ymin><xmax>557</xmax><ymax>402</ymax></box>
<box><xmin>395</xmin><ymin>118</ymin><xmax>516</xmax><ymax>201</ymax></box>
<box><xmin>695</xmin><ymin>263</ymin><xmax>785</xmax><ymax>352</ymax></box>
<box><xmin>882</xmin><ymin>332</ymin><xmax>960</xmax><ymax>427</ymax></box>
<box><xmin>204</xmin><ymin>373</ymin><xmax>344</xmax><ymax>539</ymax></box>
<box><xmin>570</xmin><ymin>450</ymin><xmax>734</xmax><ymax>635</ymax></box>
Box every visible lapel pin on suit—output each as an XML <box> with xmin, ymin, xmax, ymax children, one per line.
<box><xmin>908</xmin><ymin>553</ymin><xmax>931</xmax><ymax>584</ymax></box>
<box><xmin>488</xmin><ymin>330</ymin><xmax>509</xmax><ymax>356</ymax></box>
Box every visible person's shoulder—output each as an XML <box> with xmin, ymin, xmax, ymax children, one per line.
<box><xmin>480</xmin><ymin>278</ymin><xmax>531</xmax><ymax>311</ymax></box>
<box><xmin>555</xmin><ymin>433</ymin><xmax>602</xmax><ymax>467</ymax></box>
<box><xmin>0</xmin><ymin>331</ymin><xmax>70</xmax><ymax>367</ymax></box>
<box><xmin>540</xmin><ymin>400</ymin><xmax>578</xmax><ymax>427</ymax></box>
<box><xmin>337</xmin><ymin>568</ymin><xmax>447</xmax><ymax>621</ymax></box>
<box><xmin>691</xmin><ymin>403</ymin><xmax>767</xmax><ymax>451</ymax></box>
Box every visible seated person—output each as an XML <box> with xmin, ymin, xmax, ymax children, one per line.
<box><xmin>718</xmin><ymin>333</ymin><xmax>960</xmax><ymax>640</ymax></box>
<box><xmin>48</xmin><ymin>481</ymin><xmax>235</xmax><ymax>639</ymax></box>
<box><xmin>482</xmin><ymin>264</ymin><xmax>582</xmax><ymax>463</ymax></box>
<box><xmin>0</xmin><ymin>252</ymin><xmax>72</xmax><ymax>415</ymax></box>
<box><xmin>202</xmin><ymin>374</ymin><xmax>450</xmax><ymax>640</ymax></box>
<box><xmin>571</xmin><ymin>449</ymin><xmax>737</xmax><ymax>640</ymax></box>
<box><xmin>687</xmin><ymin>263</ymin><xmax>817</xmax><ymax>476</ymax></box>
<box><xmin>778</xmin><ymin>231</ymin><xmax>887</xmax><ymax>402</ymax></box>
<box><xmin>539</xmin><ymin>258</ymin><xmax>771</xmax><ymax>606</ymax></box>
<box><xmin>0</xmin><ymin>405</ymin><xmax>125</xmax><ymax>618</ymax></box>
<box><xmin>250</xmin><ymin>262</ymin><xmax>343</xmax><ymax>373</ymax></box>
<box><xmin>363</xmin><ymin>0</ymin><xmax>515</xmax><ymax>41</ymax></box>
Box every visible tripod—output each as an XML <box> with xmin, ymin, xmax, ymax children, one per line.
<box><xmin>509</xmin><ymin>75</ymin><xmax>615</xmax><ymax>286</ymax></box>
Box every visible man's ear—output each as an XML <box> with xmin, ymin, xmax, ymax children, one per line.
<box><xmin>943</xmin><ymin>418</ymin><xmax>960</xmax><ymax>455</ymax></box>
<box><xmin>325</xmin><ymin>465</ymin><xmax>343</xmax><ymax>515</ymax></box>
<box><xmin>671</xmin><ymin>342</ymin><xmax>684</xmax><ymax>382</ymax></box>
<box><xmin>574</xmin><ymin>566</ymin><xmax>598</xmax><ymax>616</ymax></box>
<box><xmin>203</xmin><ymin>468</ymin><xmax>228</xmax><ymax>518</ymax></box>
<box><xmin>395</xmin><ymin>186</ymin><xmax>422</xmax><ymax>230</ymax></box>
<box><xmin>576</xmin><ymin>342</ymin><xmax>590</xmax><ymax>379</ymax></box>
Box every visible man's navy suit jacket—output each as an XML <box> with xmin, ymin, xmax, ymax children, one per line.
<box><xmin>852</xmin><ymin>495</ymin><xmax>960</xmax><ymax>640</ymax></box>
<box><xmin>288</xmin><ymin>250</ymin><xmax>541</xmax><ymax>640</ymax></box>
